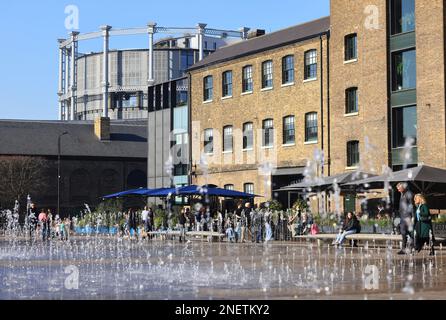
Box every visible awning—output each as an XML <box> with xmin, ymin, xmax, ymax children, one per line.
<box><xmin>276</xmin><ymin>171</ymin><xmax>375</xmax><ymax>192</ymax></box>
<box><xmin>344</xmin><ymin>165</ymin><xmax>446</xmax><ymax>194</ymax></box>
<box><xmin>272</xmin><ymin>167</ymin><xmax>305</xmax><ymax>176</ymax></box>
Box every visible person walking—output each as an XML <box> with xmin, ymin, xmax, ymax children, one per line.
<box><xmin>38</xmin><ymin>209</ymin><xmax>48</xmax><ymax>242</ymax></box>
<box><xmin>414</xmin><ymin>194</ymin><xmax>435</xmax><ymax>256</ymax></box>
<box><xmin>397</xmin><ymin>183</ymin><xmax>414</xmax><ymax>255</ymax></box>
<box><xmin>178</xmin><ymin>208</ymin><xmax>187</xmax><ymax>243</ymax></box>
<box><xmin>128</xmin><ymin>209</ymin><xmax>138</xmax><ymax>239</ymax></box>
<box><xmin>142</xmin><ymin>206</ymin><xmax>150</xmax><ymax>233</ymax></box>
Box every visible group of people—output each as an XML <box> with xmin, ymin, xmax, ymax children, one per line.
<box><xmin>26</xmin><ymin>203</ymin><xmax>71</xmax><ymax>241</ymax></box>
<box><xmin>121</xmin><ymin>207</ymin><xmax>154</xmax><ymax>239</ymax></box>
<box><xmin>176</xmin><ymin>202</ymin><xmax>316</xmax><ymax>244</ymax></box>
<box><xmin>331</xmin><ymin>183</ymin><xmax>436</xmax><ymax>255</ymax></box>
<box><xmin>397</xmin><ymin>183</ymin><xmax>435</xmax><ymax>256</ymax></box>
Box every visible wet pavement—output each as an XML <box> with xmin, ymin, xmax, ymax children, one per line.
<box><xmin>1</xmin><ymin>236</ymin><xmax>445</xmax><ymax>300</ymax></box>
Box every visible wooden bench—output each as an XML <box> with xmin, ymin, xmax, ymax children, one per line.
<box><xmin>295</xmin><ymin>233</ymin><xmax>445</xmax><ymax>247</ymax></box>
<box><xmin>148</xmin><ymin>231</ymin><xmax>225</xmax><ymax>242</ymax></box>
<box><xmin>186</xmin><ymin>231</ymin><xmax>226</xmax><ymax>242</ymax></box>
<box><xmin>148</xmin><ymin>231</ymin><xmax>181</xmax><ymax>240</ymax></box>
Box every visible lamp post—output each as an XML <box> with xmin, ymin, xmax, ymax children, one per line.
<box><xmin>58</xmin><ymin>131</ymin><xmax>69</xmax><ymax>217</ymax></box>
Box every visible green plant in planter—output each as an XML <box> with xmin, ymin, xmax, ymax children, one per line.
<box><xmin>154</xmin><ymin>209</ymin><xmax>167</xmax><ymax>230</ymax></box>
<box><xmin>292</xmin><ymin>199</ymin><xmax>309</xmax><ymax>212</ymax></box>
<box><xmin>267</xmin><ymin>200</ymin><xmax>283</xmax><ymax>212</ymax></box>
<box><xmin>434</xmin><ymin>214</ymin><xmax>446</xmax><ymax>224</ymax></box>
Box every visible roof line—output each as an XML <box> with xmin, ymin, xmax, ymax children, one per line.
<box><xmin>188</xmin><ymin>30</ymin><xmax>330</xmax><ymax>72</ymax></box>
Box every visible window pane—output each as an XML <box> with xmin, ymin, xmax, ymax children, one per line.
<box><xmin>244</xmin><ymin>183</ymin><xmax>254</xmax><ymax>194</ymax></box>
<box><xmin>345</xmin><ymin>34</ymin><xmax>357</xmax><ymax>61</ymax></box>
<box><xmin>347</xmin><ymin>141</ymin><xmax>360</xmax><ymax>167</ymax></box>
<box><xmin>391</xmin><ymin>0</ymin><xmax>415</xmax><ymax>35</ymax></box>
<box><xmin>305</xmin><ymin>113</ymin><xmax>318</xmax><ymax>142</ymax></box>
<box><xmin>282</xmin><ymin>56</ymin><xmax>294</xmax><ymax>84</ymax></box>
<box><xmin>262</xmin><ymin>61</ymin><xmax>273</xmax><ymax>88</ymax></box>
<box><xmin>204</xmin><ymin>129</ymin><xmax>214</xmax><ymax>154</ymax></box>
<box><xmin>392</xmin><ymin>50</ymin><xmax>416</xmax><ymax>91</ymax></box>
<box><xmin>305</xmin><ymin>50</ymin><xmax>317</xmax><ymax>79</ymax></box>
<box><xmin>263</xmin><ymin>119</ymin><xmax>274</xmax><ymax>147</ymax></box>
<box><xmin>204</xmin><ymin>76</ymin><xmax>213</xmax><ymax>101</ymax></box>
<box><xmin>346</xmin><ymin>88</ymin><xmax>358</xmax><ymax>114</ymax></box>
<box><xmin>223</xmin><ymin>126</ymin><xmax>233</xmax><ymax>152</ymax></box>
<box><xmin>392</xmin><ymin>105</ymin><xmax>417</xmax><ymax>148</ymax></box>
<box><xmin>242</xmin><ymin>66</ymin><xmax>253</xmax><ymax>92</ymax></box>
<box><xmin>283</xmin><ymin>116</ymin><xmax>295</xmax><ymax>144</ymax></box>
<box><xmin>222</xmin><ymin>71</ymin><xmax>233</xmax><ymax>97</ymax></box>
<box><xmin>243</xmin><ymin>122</ymin><xmax>253</xmax><ymax>149</ymax></box>
<box><xmin>224</xmin><ymin>184</ymin><xmax>234</xmax><ymax>190</ymax></box>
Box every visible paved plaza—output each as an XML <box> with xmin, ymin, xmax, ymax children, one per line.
<box><xmin>1</xmin><ymin>236</ymin><xmax>445</xmax><ymax>300</ymax></box>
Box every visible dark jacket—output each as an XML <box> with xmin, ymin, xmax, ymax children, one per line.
<box><xmin>344</xmin><ymin>216</ymin><xmax>360</xmax><ymax>233</ymax></box>
<box><xmin>399</xmin><ymin>190</ymin><xmax>414</xmax><ymax>219</ymax></box>
<box><xmin>415</xmin><ymin>204</ymin><xmax>433</xmax><ymax>239</ymax></box>
<box><xmin>179</xmin><ymin>212</ymin><xmax>187</xmax><ymax>226</ymax></box>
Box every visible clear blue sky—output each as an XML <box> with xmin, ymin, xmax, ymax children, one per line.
<box><xmin>0</xmin><ymin>0</ymin><xmax>329</xmax><ymax>120</ymax></box>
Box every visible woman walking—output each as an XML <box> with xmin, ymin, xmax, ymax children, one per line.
<box><xmin>414</xmin><ymin>194</ymin><xmax>435</xmax><ymax>256</ymax></box>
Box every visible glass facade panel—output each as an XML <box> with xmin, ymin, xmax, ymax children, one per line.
<box><xmin>392</xmin><ymin>49</ymin><xmax>416</xmax><ymax>91</ymax></box>
<box><xmin>392</xmin><ymin>105</ymin><xmax>417</xmax><ymax>148</ymax></box>
<box><xmin>391</xmin><ymin>0</ymin><xmax>415</xmax><ymax>35</ymax></box>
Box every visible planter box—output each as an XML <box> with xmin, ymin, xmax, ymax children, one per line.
<box><xmin>433</xmin><ymin>223</ymin><xmax>446</xmax><ymax>238</ymax></box>
<box><xmin>75</xmin><ymin>226</ymin><xmax>119</xmax><ymax>235</ymax></box>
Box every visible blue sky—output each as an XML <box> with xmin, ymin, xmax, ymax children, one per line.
<box><xmin>0</xmin><ymin>0</ymin><xmax>329</xmax><ymax>120</ymax></box>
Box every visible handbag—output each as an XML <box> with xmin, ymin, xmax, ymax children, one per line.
<box><xmin>310</xmin><ymin>223</ymin><xmax>319</xmax><ymax>235</ymax></box>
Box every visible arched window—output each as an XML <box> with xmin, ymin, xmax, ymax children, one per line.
<box><xmin>127</xmin><ymin>170</ymin><xmax>147</xmax><ymax>189</ymax></box>
<box><xmin>70</xmin><ymin>169</ymin><xmax>91</xmax><ymax>202</ymax></box>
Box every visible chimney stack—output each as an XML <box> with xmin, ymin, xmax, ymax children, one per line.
<box><xmin>247</xmin><ymin>29</ymin><xmax>266</xmax><ymax>39</ymax></box>
<box><xmin>94</xmin><ymin>117</ymin><xmax>110</xmax><ymax>141</ymax></box>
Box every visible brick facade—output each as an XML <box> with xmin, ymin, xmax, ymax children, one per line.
<box><xmin>190</xmin><ymin>35</ymin><xmax>329</xmax><ymax>203</ymax></box>
<box><xmin>189</xmin><ymin>0</ymin><xmax>446</xmax><ymax>209</ymax></box>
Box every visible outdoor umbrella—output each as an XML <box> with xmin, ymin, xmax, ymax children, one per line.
<box><xmin>102</xmin><ymin>188</ymin><xmax>151</xmax><ymax>199</ymax></box>
<box><xmin>344</xmin><ymin>165</ymin><xmax>446</xmax><ymax>195</ymax></box>
<box><xmin>276</xmin><ymin>171</ymin><xmax>375</xmax><ymax>192</ymax></box>
<box><xmin>178</xmin><ymin>185</ymin><xmax>259</xmax><ymax>198</ymax></box>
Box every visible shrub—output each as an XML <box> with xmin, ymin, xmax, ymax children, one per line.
<box><xmin>292</xmin><ymin>199</ymin><xmax>309</xmax><ymax>212</ymax></box>
<box><xmin>267</xmin><ymin>200</ymin><xmax>283</xmax><ymax>212</ymax></box>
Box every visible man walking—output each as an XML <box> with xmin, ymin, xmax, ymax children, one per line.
<box><xmin>397</xmin><ymin>183</ymin><xmax>414</xmax><ymax>255</ymax></box>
